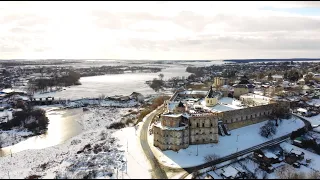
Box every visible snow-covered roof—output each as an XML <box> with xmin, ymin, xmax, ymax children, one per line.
<box><xmin>154</xmin><ymin>122</ymin><xmax>187</xmax><ymax>130</ymax></box>
<box><xmin>163</xmin><ymin>113</ymin><xmax>182</xmax><ymax>118</ymax></box>
<box><xmin>221</xmin><ymin>166</ymin><xmax>239</xmax><ymax>178</ymax></box>
<box><xmin>263</xmin><ymin>151</ymin><xmax>278</xmax><ymax>159</ymax></box>
<box><xmin>211</xmin><ymin>104</ymin><xmax>236</xmax><ymax>112</ymax></box>
<box><xmin>291</xmin><ymin>149</ymin><xmax>303</xmax><ymax>155</ymax></box>
<box><xmin>297</xmin><ymin>108</ymin><xmax>308</xmax><ymax>113</ymax></box>
<box><xmin>272</xmin><ymin>75</ymin><xmax>283</xmax><ymax>79</ymax></box>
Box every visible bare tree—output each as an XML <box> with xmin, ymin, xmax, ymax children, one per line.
<box><xmin>276</xmin><ymin>164</ymin><xmax>306</xmax><ymax>179</ymax></box>
<box><xmin>204</xmin><ymin>154</ymin><xmax>220</xmax><ymax>162</ymax></box>
<box><xmin>259</xmin><ymin>121</ymin><xmax>277</xmax><ymax>138</ymax></box>
<box><xmin>158</xmin><ymin>73</ymin><xmax>164</xmax><ymax>81</ymax></box>
<box><xmin>308</xmin><ymin>171</ymin><xmax>320</xmax><ymax>179</ymax></box>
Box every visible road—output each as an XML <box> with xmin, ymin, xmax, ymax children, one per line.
<box><xmin>139</xmin><ymin>106</ymin><xmax>168</xmax><ymax>179</ymax></box>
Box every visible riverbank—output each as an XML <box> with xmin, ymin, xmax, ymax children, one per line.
<box><xmin>0</xmin><ymin>105</ymin><xmax>152</xmax><ymax>179</ymax></box>
<box><xmin>0</xmin><ymin>129</ymin><xmax>33</xmax><ymax>148</ymax></box>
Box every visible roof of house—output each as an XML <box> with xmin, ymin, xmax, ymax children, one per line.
<box><xmin>221</xmin><ymin>166</ymin><xmax>239</xmax><ymax>178</ymax></box>
<box><xmin>291</xmin><ymin>149</ymin><xmax>303</xmax><ymax>155</ymax></box>
<box><xmin>178</xmin><ymin>101</ymin><xmax>185</xmax><ymax>108</ymax></box>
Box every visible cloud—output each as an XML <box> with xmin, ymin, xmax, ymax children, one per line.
<box><xmin>1</xmin><ymin>1</ymin><xmax>320</xmax><ymax>59</ymax></box>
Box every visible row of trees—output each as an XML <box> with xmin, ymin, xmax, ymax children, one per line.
<box><xmin>27</xmin><ymin>70</ymin><xmax>81</xmax><ymax>94</ymax></box>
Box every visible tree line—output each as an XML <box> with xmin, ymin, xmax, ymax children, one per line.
<box><xmin>27</xmin><ymin>70</ymin><xmax>81</xmax><ymax>93</ymax></box>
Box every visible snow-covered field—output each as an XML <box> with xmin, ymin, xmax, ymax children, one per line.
<box><xmin>0</xmin><ymin>107</ymin><xmax>152</xmax><ymax>179</ymax></box>
<box><xmin>150</xmin><ymin>117</ymin><xmax>305</xmax><ymax>168</ymax></box>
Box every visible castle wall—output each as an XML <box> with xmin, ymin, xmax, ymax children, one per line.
<box><xmin>153</xmin><ymin>126</ymin><xmax>189</xmax><ymax>151</ymax></box>
<box><xmin>221</xmin><ymin>101</ymin><xmax>290</xmax><ymax>124</ymax></box>
<box><xmin>161</xmin><ymin>115</ymin><xmax>181</xmax><ymax>128</ymax></box>
<box><xmin>189</xmin><ymin>115</ymin><xmax>219</xmax><ymax>144</ymax></box>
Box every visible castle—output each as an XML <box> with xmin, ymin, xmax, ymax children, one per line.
<box><xmin>153</xmin><ymin>83</ymin><xmax>290</xmax><ymax>151</ymax></box>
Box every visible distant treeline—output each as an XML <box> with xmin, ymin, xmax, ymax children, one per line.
<box><xmin>224</xmin><ymin>58</ymin><xmax>320</xmax><ymax>63</ymax></box>
<box><xmin>78</xmin><ymin>66</ymin><xmax>162</xmax><ymax>77</ymax></box>
<box><xmin>28</xmin><ymin>70</ymin><xmax>81</xmax><ymax>93</ymax></box>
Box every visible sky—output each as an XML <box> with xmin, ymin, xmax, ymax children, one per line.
<box><xmin>1</xmin><ymin>1</ymin><xmax>320</xmax><ymax>60</ymax></box>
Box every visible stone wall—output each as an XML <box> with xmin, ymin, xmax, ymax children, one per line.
<box><xmin>221</xmin><ymin>101</ymin><xmax>290</xmax><ymax>125</ymax></box>
<box><xmin>153</xmin><ymin>126</ymin><xmax>189</xmax><ymax>151</ymax></box>
<box><xmin>188</xmin><ymin>114</ymin><xmax>219</xmax><ymax>144</ymax></box>
<box><xmin>161</xmin><ymin>115</ymin><xmax>181</xmax><ymax>127</ymax></box>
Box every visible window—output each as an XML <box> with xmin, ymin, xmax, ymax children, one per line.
<box><xmin>203</xmin><ymin>123</ymin><xmax>205</xmax><ymax>127</ymax></box>
<box><xmin>197</xmin><ymin>123</ymin><xmax>199</xmax><ymax>127</ymax></box>
<box><xmin>211</xmin><ymin>123</ymin><xmax>213</xmax><ymax>127</ymax></box>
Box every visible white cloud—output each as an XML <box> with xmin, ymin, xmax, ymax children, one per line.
<box><xmin>0</xmin><ymin>1</ymin><xmax>320</xmax><ymax>59</ymax></box>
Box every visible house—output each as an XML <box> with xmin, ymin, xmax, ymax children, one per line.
<box><xmin>254</xmin><ymin>149</ymin><xmax>280</xmax><ymax>164</ymax></box>
<box><xmin>290</xmin><ymin>149</ymin><xmax>305</xmax><ymax>160</ymax></box>
<box><xmin>293</xmin><ymin>137</ymin><xmax>303</xmax><ymax>148</ymax></box>
<box><xmin>220</xmin><ymin>166</ymin><xmax>241</xmax><ymax>179</ymax></box>
<box><xmin>213</xmin><ymin>77</ymin><xmax>229</xmax><ymax>87</ymax></box>
<box><xmin>233</xmin><ymin>75</ymin><xmax>255</xmax><ymax>98</ymax></box>
<box><xmin>259</xmin><ymin>162</ymin><xmax>275</xmax><ymax>173</ymax></box>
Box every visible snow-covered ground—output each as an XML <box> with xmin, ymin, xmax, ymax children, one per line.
<box><xmin>203</xmin><ymin>144</ymin><xmax>320</xmax><ymax>179</ymax></box>
<box><xmin>0</xmin><ymin>110</ymin><xmax>13</xmax><ymax>123</ymax></box>
<box><xmin>150</xmin><ymin>117</ymin><xmax>305</xmax><ymax>168</ymax></box>
<box><xmin>280</xmin><ymin>142</ymin><xmax>320</xmax><ymax>171</ymax></box>
<box><xmin>0</xmin><ymin>129</ymin><xmax>33</xmax><ymax>147</ymax></box>
<box><xmin>303</xmin><ymin>114</ymin><xmax>320</xmax><ymax>129</ymax></box>
<box><xmin>0</xmin><ymin>107</ymin><xmax>152</xmax><ymax>179</ymax></box>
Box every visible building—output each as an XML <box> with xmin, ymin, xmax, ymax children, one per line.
<box><xmin>213</xmin><ymin>77</ymin><xmax>228</xmax><ymax>88</ymax></box>
<box><xmin>153</xmin><ymin>88</ymin><xmax>290</xmax><ymax>151</ymax></box>
<box><xmin>313</xmin><ymin>74</ymin><xmax>320</xmax><ymax>82</ymax></box>
<box><xmin>232</xmin><ymin>75</ymin><xmax>255</xmax><ymax>98</ymax></box>
<box><xmin>205</xmin><ymin>86</ymin><xmax>222</xmax><ymax>107</ymax></box>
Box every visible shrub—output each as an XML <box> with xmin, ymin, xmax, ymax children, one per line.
<box><xmin>204</xmin><ymin>154</ymin><xmax>220</xmax><ymax>162</ymax></box>
<box><xmin>259</xmin><ymin>120</ymin><xmax>277</xmax><ymax>138</ymax></box>
<box><xmin>108</xmin><ymin>122</ymin><xmax>125</xmax><ymax>129</ymax></box>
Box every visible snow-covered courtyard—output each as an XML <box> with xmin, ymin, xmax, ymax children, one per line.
<box><xmin>150</xmin><ymin>116</ymin><xmax>305</xmax><ymax>168</ymax></box>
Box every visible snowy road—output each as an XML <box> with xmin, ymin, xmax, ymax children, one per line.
<box><xmin>140</xmin><ymin>105</ymin><xmax>168</xmax><ymax>179</ymax></box>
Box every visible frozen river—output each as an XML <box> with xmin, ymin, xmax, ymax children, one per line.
<box><xmin>33</xmin><ymin>64</ymin><xmax>192</xmax><ymax>100</ymax></box>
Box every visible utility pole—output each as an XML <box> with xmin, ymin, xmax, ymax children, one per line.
<box><xmin>7</xmin><ymin>171</ymin><xmax>10</xmax><ymax>179</ymax></box>
<box><xmin>196</xmin><ymin>144</ymin><xmax>198</xmax><ymax>156</ymax></box>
